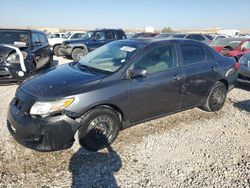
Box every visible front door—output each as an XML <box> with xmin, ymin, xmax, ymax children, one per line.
<box><xmin>128</xmin><ymin>45</ymin><xmax>184</xmax><ymax>123</ymax></box>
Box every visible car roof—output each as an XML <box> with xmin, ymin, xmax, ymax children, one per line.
<box><xmin>0</xmin><ymin>28</ymin><xmax>45</xmax><ymax>34</ymax></box>
<box><xmin>121</xmin><ymin>38</ymin><xmax>206</xmax><ymax>46</ymax></box>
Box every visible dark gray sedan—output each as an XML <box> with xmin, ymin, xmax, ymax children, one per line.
<box><xmin>7</xmin><ymin>39</ymin><xmax>238</xmax><ymax>152</ymax></box>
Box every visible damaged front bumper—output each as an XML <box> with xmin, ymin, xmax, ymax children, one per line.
<box><xmin>7</xmin><ymin>93</ymin><xmax>81</xmax><ymax>152</ymax></box>
<box><xmin>0</xmin><ymin>63</ymin><xmax>28</xmax><ymax>84</ymax></box>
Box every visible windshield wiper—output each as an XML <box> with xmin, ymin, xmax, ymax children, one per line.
<box><xmin>78</xmin><ymin>63</ymin><xmax>97</xmax><ymax>74</ymax></box>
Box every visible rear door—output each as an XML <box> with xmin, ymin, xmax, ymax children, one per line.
<box><xmin>128</xmin><ymin>44</ymin><xmax>184</xmax><ymax>123</ymax></box>
<box><xmin>179</xmin><ymin>44</ymin><xmax>220</xmax><ymax>108</ymax></box>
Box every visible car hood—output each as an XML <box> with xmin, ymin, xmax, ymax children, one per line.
<box><xmin>19</xmin><ymin>63</ymin><xmax>105</xmax><ymax>99</ymax></box>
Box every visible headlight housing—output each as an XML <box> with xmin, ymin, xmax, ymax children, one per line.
<box><xmin>7</xmin><ymin>51</ymin><xmax>28</xmax><ymax>63</ymax></box>
<box><xmin>30</xmin><ymin>98</ymin><xmax>74</xmax><ymax>116</ymax></box>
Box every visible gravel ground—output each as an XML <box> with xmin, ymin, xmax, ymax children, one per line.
<box><xmin>0</xmin><ymin>56</ymin><xmax>250</xmax><ymax>187</ymax></box>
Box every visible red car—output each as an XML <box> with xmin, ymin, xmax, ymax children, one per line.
<box><xmin>210</xmin><ymin>38</ymin><xmax>250</xmax><ymax>61</ymax></box>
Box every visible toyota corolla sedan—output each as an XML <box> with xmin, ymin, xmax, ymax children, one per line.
<box><xmin>7</xmin><ymin>39</ymin><xmax>238</xmax><ymax>152</ymax></box>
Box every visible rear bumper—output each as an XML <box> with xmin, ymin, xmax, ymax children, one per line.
<box><xmin>7</xmin><ymin>101</ymin><xmax>81</xmax><ymax>152</ymax></box>
<box><xmin>0</xmin><ymin>62</ymin><xmax>28</xmax><ymax>84</ymax></box>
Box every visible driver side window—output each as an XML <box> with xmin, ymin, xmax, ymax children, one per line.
<box><xmin>134</xmin><ymin>45</ymin><xmax>177</xmax><ymax>75</ymax></box>
<box><xmin>241</xmin><ymin>41</ymin><xmax>250</xmax><ymax>50</ymax></box>
<box><xmin>92</xmin><ymin>31</ymin><xmax>105</xmax><ymax>40</ymax></box>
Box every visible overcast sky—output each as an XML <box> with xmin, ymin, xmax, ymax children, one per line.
<box><xmin>1</xmin><ymin>0</ymin><xmax>250</xmax><ymax>29</ymax></box>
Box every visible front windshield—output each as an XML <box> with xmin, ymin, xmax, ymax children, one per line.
<box><xmin>210</xmin><ymin>38</ymin><xmax>243</xmax><ymax>49</ymax></box>
<box><xmin>63</xmin><ymin>32</ymin><xmax>72</xmax><ymax>39</ymax></box>
<box><xmin>0</xmin><ymin>31</ymin><xmax>29</xmax><ymax>46</ymax></box>
<box><xmin>79</xmin><ymin>41</ymin><xmax>141</xmax><ymax>73</ymax></box>
<box><xmin>81</xmin><ymin>31</ymin><xmax>93</xmax><ymax>39</ymax></box>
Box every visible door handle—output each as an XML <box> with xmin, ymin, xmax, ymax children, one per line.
<box><xmin>173</xmin><ymin>75</ymin><xmax>183</xmax><ymax>81</ymax></box>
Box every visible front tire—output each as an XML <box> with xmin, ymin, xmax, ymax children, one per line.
<box><xmin>202</xmin><ymin>81</ymin><xmax>227</xmax><ymax>112</ymax></box>
<box><xmin>78</xmin><ymin>107</ymin><xmax>121</xmax><ymax>151</ymax></box>
<box><xmin>72</xmin><ymin>48</ymin><xmax>87</xmax><ymax>61</ymax></box>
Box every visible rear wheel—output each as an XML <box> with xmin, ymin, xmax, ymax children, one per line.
<box><xmin>53</xmin><ymin>45</ymin><xmax>61</xmax><ymax>56</ymax></box>
<box><xmin>72</xmin><ymin>48</ymin><xmax>87</xmax><ymax>61</ymax></box>
<box><xmin>78</xmin><ymin>107</ymin><xmax>121</xmax><ymax>151</ymax></box>
<box><xmin>201</xmin><ymin>81</ymin><xmax>227</xmax><ymax>112</ymax></box>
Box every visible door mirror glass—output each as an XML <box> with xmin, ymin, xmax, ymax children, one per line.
<box><xmin>129</xmin><ymin>68</ymin><xmax>147</xmax><ymax>78</ymax></box>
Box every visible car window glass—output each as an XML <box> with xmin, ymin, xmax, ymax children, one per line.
<box><xmin>106</xmin><ymin>30</ymin><xmax>114</xmax><ymax>40</ymax></box>
<box><xmin>206</xmin><ymin>49</ymin><xmax>214</xmax><ymax>61</ymax></box>
<box><xmin>181</xmin><ymin>44</ymin><xmax>206</xmax><ymax>65</ymax></box>
<box><xmin>39</xmin><ymin>34</ymin><xmax>48</xmax><ymax>45</ymax></box>
<box><xmin>32</xmin><ymin>33</ymin><xmax>41</xmax><ymax>45</ymax></box>
<box><xmin>70</xmin><ymin>33</ymin><xmax>83</xmax><ymax>39</ymax></box>
<box><xmin>186</xmin><ymin>34</ymin><xmax>205</xmax><ymax>41</ymax></box>
<box><xmin>115</xmin><ymin>31</ymin><xmax>126</xmax><ymax>39</ymax></box>
<box><xmin>241</xmin><ymin>41</ymin><xmax>250</xmax><ymax>50</ymax></box>
<box><xmin>134</xmin><ymin>45</ymin><xmax>177</xmax><ymax>75</ymax></box>
<box><xmin>92</xmin><ymin>31</ymin><xmax>105</xmax><ymax>40</ymax></box>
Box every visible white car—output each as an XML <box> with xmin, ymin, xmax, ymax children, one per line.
<box><xmin>47</xmin><ymin>33</ymin><xmax>65</xmax><ymax>39</ymax></box>
<box><xmin>49</xmin><ymin>31</ymin><xmax>85</xmax><ymax>56</ymax></box>
<box><xmin>212</xmin><ymin>34</ymin><xmax>230</xmax><ymax>41</ymax></box>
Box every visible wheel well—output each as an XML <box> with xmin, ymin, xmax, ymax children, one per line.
<box><xmin>85</xmin><ymin>104</ymin><xmax>124</xmax><ymax>122</ymax></box>
<box><xmin>73</xmin><ymin>46</ymin><xmax>87</xmax><ymax>52</ymax></box>
<box><xmin>218</xmin><ymin>79</ymin><xmax>229</xmax><ymax>90</ymax></box>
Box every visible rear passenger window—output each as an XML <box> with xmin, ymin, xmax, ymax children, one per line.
<box><xmin>181</xmin><ymin>44</ymin><xmax>206</xmax><ymax>65</ymax></box>
<box><xmin>32</xmin><ymin>33</ymin><xmax>40</xmax><ymax>45</ymax></box>
<box><xmin>106</xmin><ymin>30</ymin><xmax>114</xmax><ymax>39</ymax></box>
<box><xmin>39</xmin><ymin>34</ymin><xmax>48</xmax><ymax>45</ymax></box>
<box><xmin>134</xmin><ymin>45</ymin><xmax>177</xmax><ymax>75</ymax></box>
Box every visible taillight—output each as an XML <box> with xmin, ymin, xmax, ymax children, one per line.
<box><xmin>235</xmin><ymin>62</ymin><xmax>240</xmax><ymax>70</ymax></box>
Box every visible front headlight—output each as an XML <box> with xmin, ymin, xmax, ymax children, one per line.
<box><xmin>30</xmin><ymin>98</ymin><xmax>74</xmax><ymax>116</ymax></box>
<box><xmin>7</xmin><ymin>51</ymin><xmax>28</xmax><ymax>63</ymax></box>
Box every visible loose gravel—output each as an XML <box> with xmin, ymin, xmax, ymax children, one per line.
<box><xmin>0</xmin><ymin>56</ymin><xmax>250</xmax><ymax>187</ymax></box>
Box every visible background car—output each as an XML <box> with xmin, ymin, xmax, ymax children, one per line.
<box><xmin>212</xmin><ymin>34</ymin><xmax>230</xmax><ymax>41</ymax></box>
<box><xmin>0</xmin><ymin>29</ymin><xmax>52</xmax><ymax>83</ymax></box>
<box><xmin>47</xmin><ymin>32</ymin><xmax>65</xmax><ymax>39</ymax></box>
<box><xmin>154</xmin><ymin>33</ymin><xmax>173</xmax><ymax>39</ymax></box>
<box><xmin>210</xmin><ymin>38</ymin><xmax>250</xmax><ymax>61</ymax></box>
<box><xmin>237</xmin><ymin>52</ymin><xmax>250</xmax><ymax>85</ymax></box>
<box><xmin>59</xmin><ymin>28</ymin><xmax>127</xmax><ymax>61</ymax></box>
<box><xmin>168</xmin><ymin>33</ymin><xmax>213</xmax><ymax>43</ymax></box>
<box><xmin>48</xmin><ymin>31</ymin><xmax>85</xmax><ymax>56</ymax></box>
<box><xmin>131</xmin><ymin>32</ymin><xmax>159</xmax><ymax>38</ymax></box>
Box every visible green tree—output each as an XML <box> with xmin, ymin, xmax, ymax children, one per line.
<box><xmin>162</xmin><ymin>27</ymin><xmax>174</xmax><ymax>33</ymax></box>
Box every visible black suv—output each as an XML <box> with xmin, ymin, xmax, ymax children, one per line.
<box><xmin>0</xmin><ymin>29</ymin><xmax>52</xmax><ymax>83</ymax></box>
<box><xmin>60</xmin><ymin>28</ymin><xmax>127</xmax><ymax>61</ymax></box>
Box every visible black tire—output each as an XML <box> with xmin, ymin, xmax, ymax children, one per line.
<box><xmin>78</xmin><ymin>107</ymin><xmax>121</xmax><ymax>151</ymax></box>
<box><xmin>53</xmin><ymin>45</ymin><xmax>61</xmax><ymax>56</ymax></box>
<box><xmin>202</xmin><ymin>81</ymin><xmax>227</xmax><ymax>112</ymax></box>
<box><xmin>72</xmin><ymin>48</ymin><xmax>87</xmax><ymax>61</ymax></box>
<box><xmin>28</xmin><ymin>62</ymin><xmax>36</xmax><ymax>77</ymax></box>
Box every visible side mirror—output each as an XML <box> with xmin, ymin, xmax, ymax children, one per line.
<box><xmin>241</xmin><ymin>47</ymin><xmax>247</xmax><ymax>52</ymax></box>
<box><xmin>129</xmin><ymin>68</ymin><xmax>147</xmax><ymax>79</ymax></box>
<box><xmin>34</xmin><ymin>41</ymin><xmax>42</xmax><ymax>47</ymax></box>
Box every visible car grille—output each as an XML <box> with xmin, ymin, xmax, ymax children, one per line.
<box><xmin>0</xmin><ymin>68</ymin><xmax>11</xmax><ymax>77</ymax></box>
